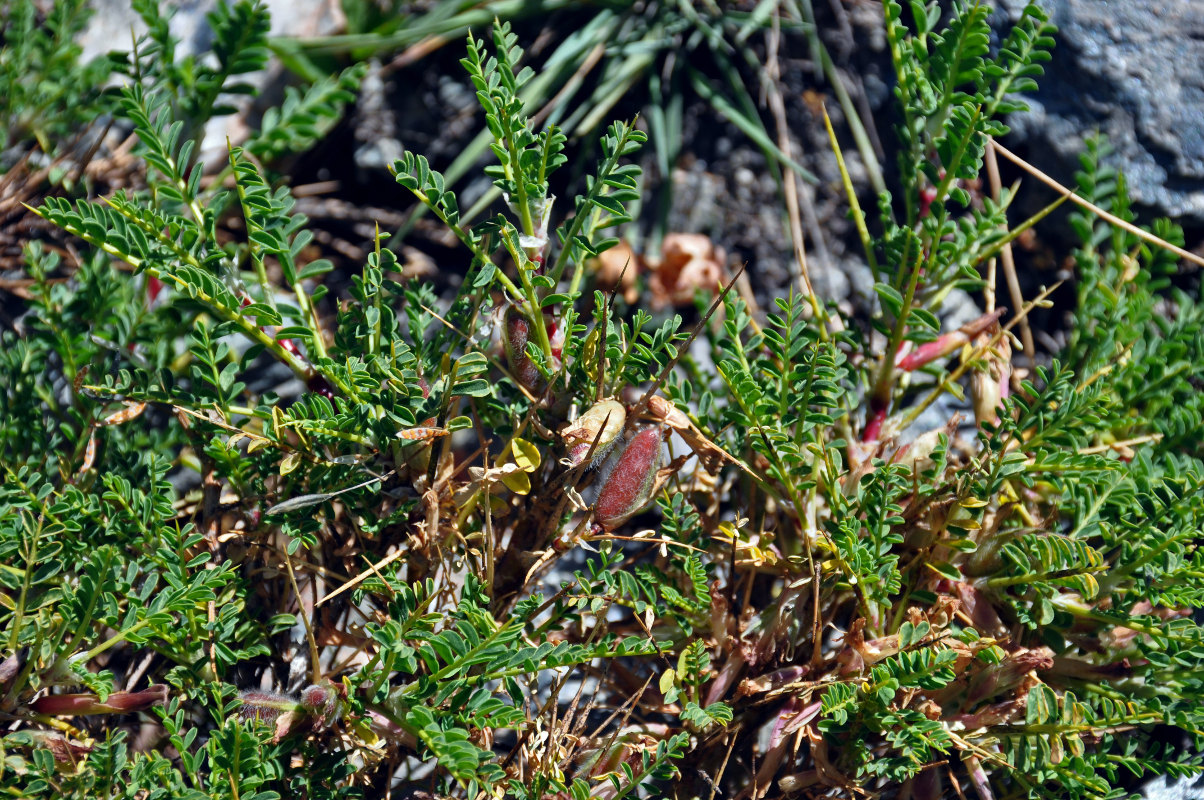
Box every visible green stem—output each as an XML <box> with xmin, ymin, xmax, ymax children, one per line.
<box><xmin>502</xmin><ymin>230</ymin><xmax>554</xmax><ymax>363</ymax></box>
<box><xmin>930</xmin><ymin>105</ymin><xmax>983</xmax><ymax>206</ymax></box>
<box><xmin>720</xmin><ymin>370</ymin><xmax>873</xmax><ymax>633</ymax></box>
<box><xmin>499</xmin><ymin>103</ymin><xmax>537</xmax><ymax>239</ymax></box>
<box><xmin>602</xmin><ymin>732</ymin><xmax>690</xmax><ymax>800</ymax></box>
<box><xmin>9</xmin><ymin>511</ymin><xmax>40</xmax><ymax>652</ymax></box>
<box><xmin>77</xmin><ymin>617</ymin><xmax>154</xmax><ymax>664</ymax></box>
<box><xmin>565</xmin><ymin>200</ymin><xmax>610</xmax><ymax>301</ymax></box>
<box><xmin>407</xmin><ymin>187</ymin><xmax>523</xmax><ymax>303</ymax></box>
<box><xmin>1051</xmin><ymin>596</ymin><xmax>1196</xmax><ymax>643</ymax></box>
<box><xmin>606</xmin><ymin>314</ymin><xmax>648</xmax><ymax>397</ymax></box>
<box><xmin>368</xmin><ymin>231</ymin><xmax>384</xmax><ymax>357</ymax></box>
<box><xmin>229</xmin><ymin>155</ymin><xmax>277</xmax><ymax>310</ymax></box>
<box><xmin>986</xmin><ymin>567</ymin><xmax>1103</xmax><ymax>589</ymax></box>
<box><xmin>975</xmin><ymin>193</ymin><xmax>1069</xmax><ymax>265</ymax></box>
<box><xmin>56</xmin><ymin>549</ymin><xmax>114</xmax><ymax>666</ymax></box>
<box><xmin>546</xmin><ymin>119</ymin><xmax>637</xmax><ymax>289</ymax></box>
<box><xmin>870</xmin><ymin>245</ymin><xmax>925</xmax><ymax>415</ymax></box>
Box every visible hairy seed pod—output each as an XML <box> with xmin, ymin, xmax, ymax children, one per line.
<box><xmin>239</xmin><ymin>689</ymin><xmax>303</xmax><ymax>742</ymax></box>
<box><xmin>561</xmin><ymin>399</ymin><xmax>626</xmax><ymax>467</ymax></box>
<box><xmin>595</xmin><ymin>426</ymin><xmax>664</xmax><ymax>531</ymax></box>
<box><xmin>238</xmin><ymin>689</ymin><xmax>298</xmax><ymax>722</ymax></box>
<box><xmin>503</xmin><ymin>306</ymin><xmax>544</xmax><ymax>390</ymax></box>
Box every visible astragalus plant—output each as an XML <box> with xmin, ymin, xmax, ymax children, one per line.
<box><xmin>3</xmin><ymin>1</ymin><xmax>1204</xmax><ymax>799</ymax></box>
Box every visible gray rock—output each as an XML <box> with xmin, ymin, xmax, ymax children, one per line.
<box><xmin>354</xmin><ymin>60</ymin><xmax>404</xmax><ymax>173</ymax></box>
<box><xmin>79</xmin><ymin>0</ymin><xmax>345</xmax><ymax>64</ymax></box>
<box><xmin>996</xmin><ymin>0</ymin><xmax>1204</xmax><ymax>224</ymax></box>
<box><xmin>78</xmin><ymin>0</ymin><xmax>346</xmax><ymax>163</ymax></box>
<box><xmin>1141</xmin><ymin>774</ymin><xmax>1204</xmax><ymax>800</ymax></box>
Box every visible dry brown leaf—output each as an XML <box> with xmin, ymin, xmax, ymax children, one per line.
<box><xmin>589</xmin><ymin>240</ymin><xmax>640</xmax><ymax>303</ymax></box>
<box><xmin>648</xmin><ymin>233</ymin><xmax>725</xmax><ymax>309</ymax></box>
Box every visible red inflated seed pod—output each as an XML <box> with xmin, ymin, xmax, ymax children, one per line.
<box><xmin>595</xmin><ymin>426</ymin><xmax>664</xmax><ymax>531</ymax></box>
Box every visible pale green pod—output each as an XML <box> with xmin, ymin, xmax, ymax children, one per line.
<box><xmin>561</xmin><ymin>399</ymin><xmax>626</xmax><ymax>467</ymax></box>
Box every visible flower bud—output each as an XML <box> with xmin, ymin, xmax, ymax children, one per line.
<box><xmin>737</xmin><ymin>666</ymin><xmax>809</xmax><ymax>697</ymax></box>
<box><xmin>146</xmin><ymin>274</ymin><xmax>165</xmax><ymax>303</ymax></box>
<box><xmin>896</xmin><ymin>335</ymin><xmax>968</xmax><ymax>372</ymax></box>
<box><xmin>575</xmin><ymin>727</ymin><xmax>662</xmax><ymax>779</ymax></box>
<box><xmin>279</xmin><ymin>337</ymin><xmax>303</xmax><ymax>358</ymax></box>
<box><xmin>300</xmin><ymin>681</ymin><xmax>341</xmax><ymax>729</ymax></box>
<box><xmin>949</xmin><ymin>696</ymin><xmax>1026</xmax><ymax>729</ymax></box>
<box><xmin>0</xmin><ymin>647</ymin><xmax>26</xmax><ymax>694</ymax></box>
<box><xmin>595</xmin><ymin>426</ymin><xmax>664</xmax><ymax>531</ymax></box>
<box><xmin>307</xmin><ymin>374</ymin><xmax>336</xmax><ymax>400</ymax></box>
<box><xmin>862</xmin><ymin>399</ymin><xmax>888</xmax><ymax>443</ymax></box>
<box><xmin>364</xmin><ymin>708</ymin><xmax>418</xmax><ymax>748</ymax></box>
<box><xmin>963</xmin><ymin>755</ymin><xmax>993</xmax><ymax>799</ymax></box>
<box><xmin>561</xmin><ymin>399</ymin><xmax>626</xmax><ymax>467</ymax></box>
<box><xmin>896</xmin><ymin>309</ymin><xmax>1006</xmax><ymax>372</ymax></box>
<box><xmin>31</xmin><ymin>685</ymin><xmax>168</xmax><ymax>716</ymax></box>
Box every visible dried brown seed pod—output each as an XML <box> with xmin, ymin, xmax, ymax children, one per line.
<box><xmin>595</xmin><ymin>426</ymin><xmax>664</xmax><ymax>531</ymax></box>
